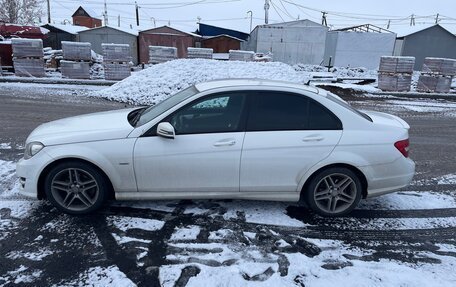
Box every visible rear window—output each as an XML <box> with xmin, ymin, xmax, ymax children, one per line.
<box><xmin>326</xmin><ymin>94</ymin><xmax>373</xmax><ymax>122</ymax></box>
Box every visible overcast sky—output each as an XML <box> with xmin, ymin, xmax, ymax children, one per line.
<box><xmin>47</xmin><ymin>0</ymin><xmax>456</xmax><ymax>33</ymax></box>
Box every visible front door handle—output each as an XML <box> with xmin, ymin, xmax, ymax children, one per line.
<box><xmin>213</xmin><ymin>139</ymin><xmax>236</xmax><ymax>147</ymax></box>
<box><xmin>302</xmin><ymin>135</ymin><xmax>324</xmax><ymax>142</ymax></box>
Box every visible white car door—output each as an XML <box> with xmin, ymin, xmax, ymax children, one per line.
<box><xmin>240</xmin><ymin>91</ymin><xmax>343</xmax><ymax>192</ymax></box>
<box><xmin>133</xmin><ymin>92</ymin><xmax>248</xmax><ymax>193</ymax></box>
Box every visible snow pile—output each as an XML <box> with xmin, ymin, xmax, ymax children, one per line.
<box><xmin>294</xmin><ymin>64</ymin><xmax>378</xmax><ymax>79</ymax></box>
<box><xmin>94</xmin><ymin>59</ymin><xmax>305</xmax><ymax>105</ymax></box>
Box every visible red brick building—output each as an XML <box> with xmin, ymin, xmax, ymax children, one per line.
<box><xmin>72</xmin><ymin>6</ymin><xmax>102</xmax><ymax>28</ymax></box>
<box><xmin>138</xmin><ymin>26</ymin><xmax>201</xmax><ymax>63</ymax></box>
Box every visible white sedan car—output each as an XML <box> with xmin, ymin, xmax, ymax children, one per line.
<box><xmin>16</xmin><ymin>79</ymin><xmax>415</xmax><ymax>216</ymax></box>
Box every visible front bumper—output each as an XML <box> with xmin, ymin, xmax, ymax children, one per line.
<box><xmin>16</xmin><ymin>151</ymin><xmax>54</xmax><ymax>199</ymax></box>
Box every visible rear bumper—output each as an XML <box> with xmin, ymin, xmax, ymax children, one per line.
<box><xmin>360</xmin><ymin>156</ymin><xmax>415</xmax><ymax>198</ymax></box>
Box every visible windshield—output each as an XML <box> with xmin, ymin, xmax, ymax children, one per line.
<box><xmin>326</xmin><ymin>94</ymin><xmax>372</xmax><ymax>122</ymax></box>
<box><xmin>136</xmin><ymin>85</ymin><xmax>199</xmax><ymax>126</ymax></box>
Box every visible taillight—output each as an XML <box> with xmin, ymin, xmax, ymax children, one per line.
<box><xmin>394</xmin><ymin>139</ymin><xmax>410</xmax><ymax>158</ymax></box>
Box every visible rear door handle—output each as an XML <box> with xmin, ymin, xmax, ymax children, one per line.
<box><xmin>213</xmin><ymin>139</ymin><xmax>236</xmax><ymax>147</ymax></box>
<box><xmin>302</xmin><ymin>136</ymin><xmax>324</xmax><ymax>142</ymax></box>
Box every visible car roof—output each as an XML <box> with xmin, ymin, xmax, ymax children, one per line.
<box><xmin>194</xmin><ymin>79</ymin><xmax>321</xmax><ymax>95</ymax></box>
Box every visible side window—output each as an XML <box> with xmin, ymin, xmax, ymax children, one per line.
<box><xmin>247</xmin><ymin>92</ymin><xmax>309</xmax><ymax>131</ymax></box>
<box><xmin>167</xmin><ymin>93</ymin><xmax>246</xmax><ymax>135</ymax></box>
<box><xmin>246</xmin><ymin>92</ymin><xmax>342</xmax><ymax>131</ymax></box>
<box><xmin>308</xmin><ymin>99</ymin><xmax>342</xmax><ymax>130</ymax></box>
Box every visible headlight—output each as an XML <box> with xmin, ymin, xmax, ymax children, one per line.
<box><xmin>24</xmin><ymin>142</ymin><xmax>44</xmax><ymax>159</ymax></box>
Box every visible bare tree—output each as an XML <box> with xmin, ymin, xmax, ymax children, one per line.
<box><xmin>0</xmin><ymin>0</ymin><xmax>44</xmax><ymax>24</ymax></box>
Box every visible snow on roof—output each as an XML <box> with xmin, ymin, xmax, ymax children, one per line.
<box><xmin>94</xmin><ymin>58</ymin><xmax>309</xmax><ymax>105</ymax></box>
<box><xmin>79</xmin><ymin>6</ymin><xmax>100</xmax><ymax>19</ymax></box>
<box><xmin>44</xmin><ymin>23</ymin><xmax>88</xmax><ymax>34</ymax></box>
<box><xmin>141</xmin><ymin>26</ymin><xmax>201</xmax><ymax>38</ymax></box>
<box><xmin>262</xmin><ymin>19</ymin><xmax>325</xmax><ymax>28</ymax></box>
<box><xmin>78</xmin><ymin>25</ymin><xmax>139</xmax><ymax>36</ymax></box>
<box><xmin>391</xmin><ymin>24</ymin><xmax>454</xmax><ymax>38</ymax></box>
<box><xmin>202</xmin><ymin>34</ymin><xmax>245</xmax><ymax>42</ymax></box>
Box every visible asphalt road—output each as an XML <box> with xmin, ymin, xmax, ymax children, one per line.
<box><xmin>0</xmin><ymin>84</ymin><xmax>455</xmax><ymax>286</ymax></box>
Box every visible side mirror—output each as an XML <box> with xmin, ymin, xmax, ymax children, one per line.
<box><xmin>157</xmin><ymin>122</ymin><xmax>175</xmax><ymax>139</ymax></box>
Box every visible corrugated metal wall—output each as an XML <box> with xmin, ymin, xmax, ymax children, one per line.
<box><xmin>400</xmin><ymin>26</ymin><xmax>456</xmax><ymax>70</ymax></box>
<box><xmin>323</xmin><ymin>31</ymin><xmax>396</xmax><ymax>69</ymax></box>
<box><xmin>138</xmin><ymin>27</ymin><xmax>196</xmax><ymax>63</ymax></box>
<box><xmin>78</xmin><ymin>27</ymin><xmax>138</xmax><ymax>64</ymax></box>
<box><xmin>242</xmin><ymin>22</ymin><xmax>328</xmax><ymax>65</ymax></box>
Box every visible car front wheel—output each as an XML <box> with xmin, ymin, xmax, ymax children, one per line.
<box><xmin>304</xmin><ymin>167</ymin><xmax>362</xmax><ymax>217</ymax></box>
<box><xmin>44</xmin><ymin>161</ymin><xmax>109</xmax><ymax>215</ymax></box>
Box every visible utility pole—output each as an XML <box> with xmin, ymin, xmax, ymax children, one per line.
<box><xmin>387</xmin><ymin>20</ymin><xmax>391</xmax><ymax>29</ymax></box>
<box><xmin>47</xmin><ymin>0</ymin><xmax>51</xmax><ymax>23</ymax></box>
<box><xmin>435</xmin><ymin>13</ymin><xmax>440</xmax><ymax>24</ymax></box>
<box><xmin>118</xmin><ymin>15</ymin><xmax>120</xmax><ymax>27</ymax></box>
<box><xmin>151</xmin><ymin>17</ymin><xmax>156</xmax><ymax>27</ymax></box>
<box><xmin>410</xmin><ymin>14</ymin><xmax>415</xmax><ymax>26</ymax></box>
<box><xmin>104</xmin><ymin>0</ymin><xmax>108</xmax><ymax>26</ymax></box>
<box><xmin>264</xmin><ymin>0</ymin><xmax>270</xmax><ymax>24</ymax></box>
<box><xmin>135</xmin><ymin>2</ymin><xmax>140</xmax><ymax>26</ymax></box>
<box><xmin>321</xmin><ymin>11</ymin><xmax>327</xmax><ymax>26</ymax></box>
<box><xmin>247</xmin><ymin>10</ymin><xmax>253</xmax><ymax>32</ymax></box>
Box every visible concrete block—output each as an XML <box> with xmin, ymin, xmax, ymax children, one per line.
<box><xmin>149</xmin><ymin>46</ymin><xmax>178</xmax><ymax>64</ymax></box>
<box><xmin>62</xmin><ymin>41</ymin><xmax>92</xmax><ymax>61</ymax></box>
<box><xmin>11</xmin><ymin>38</ymin><xmax>43</xmax><ymax>58</ymax></box>
<box><xmin>60</xmin><ymin>60</ymin><xmax>90</xmax><ymax>79</ymax></box>
<box><xmin>104</xmin><ymin>63</ymin><xmax>131</xmax><ymax>80</ymax></box>
<box><xmin>14</xmin><ymin>58</ymin><xmax>45</xmax><ymax>77</ymax></box>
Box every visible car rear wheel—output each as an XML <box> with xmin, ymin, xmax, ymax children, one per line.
<box><xmin>44</xmin><ymin>161</ymin><xmax>109</xmax><ymax>215</ymax></box>
<box><xmin>304</xmin><ymin>167</ymin><xmax>362</xmax><ymax>217</ymax></box>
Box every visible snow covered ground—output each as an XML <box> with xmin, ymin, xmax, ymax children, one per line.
<box><xmin>1</xmin><ymin>156</ymin><xmax>456</xmax><ymax>286</ymax></box>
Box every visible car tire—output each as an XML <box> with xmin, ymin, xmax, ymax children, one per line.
<box><xmin>304</xmin><ymin>167</ymin><xmax>362</xmax><ymax>217</ymax></box>
<box><xmin>44</xmin><ymin>161</ymin><xmax>109</xmax><ymax>215</ymax></box>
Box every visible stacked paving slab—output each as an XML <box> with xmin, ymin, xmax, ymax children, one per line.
<box><xmin>417</xmin><ymin>58</ymin><xmax>456</xmax><ymax>93</ymax></box>
<box><xmin>102</xmin><ymin>44</ymin><xmax>131</xmax><ymax>81</ymax></box>
<box><xmin>12</xmin><ymin>38</ymin><xmax>45</xmax><ymax>77</ymax></box>
<box><xmin>61</xmin><ymin>41</ymin><xmax>92</xmax><ymax>79</ymax></box>
<box><xmin>229</xmin><ymin>50</ymin><xmax>255</xmax><ymax>61</ymax></box>
<box><xmin>187</xmin><ymin>47</ymin><xmax>213</xmax><ymax>59</ymax></box>
<box><xmin>378</xmin><ymin>56</ymin><xmax>415</xmax><ymax>92</ymax></box>
<box><xmin>149</xmin><ymin>46</ymin><xmax>178</xmax><ymax>64</ymax></box>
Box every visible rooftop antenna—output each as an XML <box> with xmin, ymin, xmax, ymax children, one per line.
<box><xmin>247</xmin><ymin>10</ymin><xmax>253</xmax><ymax>32</ymax></box>
<box><xmin>321</xmin><ymin>11</ymin><xmax>328</xmax><ymax>26</ymax></box>
<box><xmin>135</xmin><ymin>2</ymin><xmax>140</xmax><ymax>26</ymax></box>
<box><xmin>104</xmin><ymin>0</ymin><xmax>108</xmax><ymax>26</ymax></box>
<box><xmin>410</xmin><ymin>14</ymin><xmax>415</xmax><ymax>26</ymax></box>
<box><xmin>435</xmin><ymin>13</ymin><xmax>440</xmax><ymax>24</ymax></box>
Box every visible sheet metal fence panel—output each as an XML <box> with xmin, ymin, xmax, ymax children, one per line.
<box><xmin>14</xmin><ymin>58</ymin><xmax>45</xmax><ymax>77</ymax></box>
<box><xmin>102</xmin><ymin>44</ymin><xmax>131</xmax><ymax>62</ymax></box>
<box><xmin>62</xmin><ymin>41</ymin><xmax>92</xmax><ymax>61</ymax></box>
<box><xmin>229</xmin><ymin>50</ymin><xmax>255</xmax><ymax>61</ymax></box>
<box><xmin>104</xmin><ymin>63</ymin><xmax>131</xmax><ymax>80</ymax></box>
<box><xmin>187</xmin><ymin>47</ymin><xmax>213</xmax><ymax>59</ymax></box>
<box><xmin>60</xmin><ymin>60</ymin><xmax>90</xmax><ymax>79</ymax></box>
<box><xmin>11</xmin><ymin>38</ymin><xmax>43</xmax><ymax>58</ymax></box>
<box><xmin>149</xmin><ymin>46</ymin><xmax>178</xmax><ymax>64</ymax></box>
